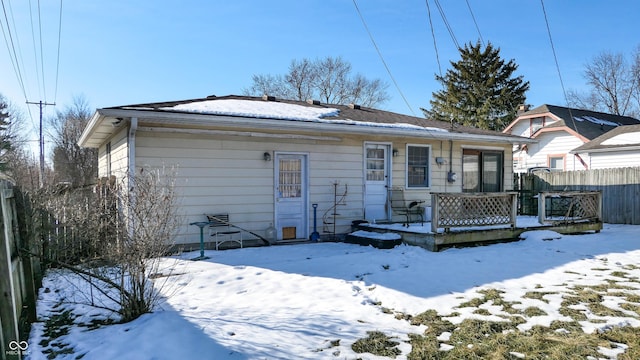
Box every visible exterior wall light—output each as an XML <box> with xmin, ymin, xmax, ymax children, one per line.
<box><xmin>263</xmin><ymin>152</ymin><xmax>272</xmax><ymax>161</ymax></box>
<box><xmin>392</xmin><ymin>149</ymin><xmax>399</xmax><ymax>157</ymax></box>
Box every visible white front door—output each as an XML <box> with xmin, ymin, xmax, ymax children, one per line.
<box><xmin>275</xmin><ymin>153</ymin><xmax>308</xmax><ymax>240</ymax></box>
<box><xmin>364</xmin><ymin>143</ymin><xmax>390</xmax><ymax>222</ymax></box>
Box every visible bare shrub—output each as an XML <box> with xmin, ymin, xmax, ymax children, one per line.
<box><xmin>34</xmin><ymin>166</ymin><xmax>181</xmax><ymax>322</ymax></box>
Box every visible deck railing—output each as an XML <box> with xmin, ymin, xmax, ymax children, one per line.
<box><xmin>431</xmin><ymin>192</ymin><xmax>518</xmax><ymax>233</ymax></box>
<box><xmin>537</xmin><ymin>191</ymin><xmax>602</xmax><ymax>225</ymax></box>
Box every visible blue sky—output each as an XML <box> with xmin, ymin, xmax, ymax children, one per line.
<box><xmin>1</xmin><ymin>1</ymin><xmax>639</xmax><ymax>140</ymax></box>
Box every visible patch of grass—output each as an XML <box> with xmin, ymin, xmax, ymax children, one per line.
<box><xmin>473</xmin><ymin>308</ymin><xmax>492</xmax><ymax>316</ymax></box>
<box><xmin>591</xmin><ymin>267</ymin><xmax>610</xmax><ymax>271</ymax></box>
<box><xmin>523</xmin><ymin>291</ymin><xmax>556</xmax><ymax>303</ymax></box>
<box><xmin>620</xmin><ymin>302</ymin><xmax>640</xmax><ymax>316</ymax></box>
<box><xmin>604</xmin><ymin>279</ymin><xmax>636</xmax><ymax>290</ymax></box>
<box><xmin>458</xmin><ymin>297</ymin><xmax>485</xmax><ymax>308</ymax></box>
<box><xmin>564</xmin><ymin>270</ymin><xmax>582</xmax><ymax>275</ymax></box>
<box><xmin>608</xmin><ymin>292</ymin><xmax>640</xmax><ymax>303</ymax></box>
<box><xmin>610</xmin><ymin>271</ymin><xmax>629</xmax><ymax>278</ymax></box>
<box><xmin>558</xmin><ymin>306</ymin><xmax>588</xmax><ymax>321</ymax></box>
<box><xmin>598</xmin><ymin>326</ymin><xmax>640</xmax><ymax>360</ymax></box>
<box><xmin>410</xmin><ymin>310</ymin><xmax>456</xmax><ymax>337</ymax></box>
<box><xmin>457</xmin><ymin>288</ymin><xmax>524</xmax><ymax>317</ymax></box>
<box><xmin>622</xmin><ymin>264</ymin><xmax>640</xmax><ymax>271</ymax></box>
<box><xmin>352</xmin><ymin>331</ymin><xmax>401</xmax><ymax>358</ymax></box>
<box><xmin>523</xmin><ymin>306</ymin><xmax>548</xmax><ymax>317</ymax></box>
<box><xmin>548</xmin><ymin>320</ymin><xmax>583</xmax><ymax>333</ymax></box>
<box><xmin>407</xmin><ymin>317</ymin><xmax>611</xmax><ymax>359</ymax></box>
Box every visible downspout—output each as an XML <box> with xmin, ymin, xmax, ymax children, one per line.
<box><xmin>447</xmin><ymin>140</ymin><xmax>457</xmax><ymax>183</ymax></box>
<box><xmin>128</xmin><ymin>117</ymin><xmax>138</xmax><ymax>180</ymax></box>
<box><xmin>127</xmin><ymin>117</ymin><xmax>138</xmax><ymax>241</ymax></box>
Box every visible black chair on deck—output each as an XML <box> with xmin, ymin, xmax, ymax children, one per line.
<box><xmin>388</xmin><ymin>187</ymin><xmax>425</xmax><ymax>226</ymax></box>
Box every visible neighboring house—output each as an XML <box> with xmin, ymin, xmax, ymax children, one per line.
<box><xmin>78</xmin><ymin>95</ymin><xmax>533</xmax><ymax>247</ymax></box>
<box><xmin>571</xmin><ymin>124</ymin><xmax>640</xmax><ymax>169</ymax></box>
<box><xmin>503</xmin><ymin>104</ymin><xmax>640</xmax><ymax>173</ymax></box>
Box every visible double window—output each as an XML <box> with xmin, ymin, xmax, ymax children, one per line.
<box><xmin>406</xmin><ymin>145</ymin><xmax>430</xmax><ymax>188</ymax></box>
<box><xmin>463</xmin><ymin>149</ymin><xmax>504</xmax><ymax>192</ymax></box>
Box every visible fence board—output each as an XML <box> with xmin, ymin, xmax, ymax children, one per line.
<box><xmin>518</xmin><ymin>167</ymin><xmax>640</xmax><ymax>225</ymax></box>
<box><xmin>0</xmin><ymin>180</ymin><xmax>38</xmax><ymax>360</ymax></box>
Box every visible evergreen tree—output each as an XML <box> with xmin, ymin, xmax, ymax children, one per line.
<box><xmin>0</xmin><ymin>99</ymin><xmax>13</xmax><ymax>172</ymax></box>
<box><xmin>424</xmin><ymin>41</ymin><xmax>529</xmax><ymax>131</ymax></box>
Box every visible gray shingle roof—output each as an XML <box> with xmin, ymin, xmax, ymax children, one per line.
<box><xmin>522</xmin><ymin>104</ymin><xmax>640</xmax><ymax>140</ymax></box>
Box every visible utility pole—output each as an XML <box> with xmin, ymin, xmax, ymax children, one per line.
<box><xmin>26</xmin><ymin>100</ymin><xmax>55</xmax><ymax>188</ymax></box>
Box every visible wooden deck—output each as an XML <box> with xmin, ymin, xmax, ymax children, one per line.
<box><xmin>353</xmin><ymin>191</ymin><xmax>604</xmax><ymax>251</ymax></box>
<box><xmin>353</xmin><ymin>218</ymin><xmax>602</xmax><ymax>251</ymax></box>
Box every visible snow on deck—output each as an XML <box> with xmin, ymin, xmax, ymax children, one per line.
<box><xmin>362</xmin><ymin>216</ymin><xmax>548</xmax><ymax>234</ymax></box>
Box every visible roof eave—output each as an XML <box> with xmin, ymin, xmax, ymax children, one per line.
<box><xmin>571</xmin><ymin>145</ymin><xmax>640</xmax><ymax>154</ymax></box>
<box><xmin>81</xmin><ymin>108</ymin><xmax>536</xmax><ymax>146</ymax></box>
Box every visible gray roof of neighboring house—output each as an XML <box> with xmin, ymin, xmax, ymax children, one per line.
<box><xmin>520</xmin><ymin>104</ymin><xmax>640</xmax><ymax>140</ymax></box>
<box><xmin>571</xmin><ymin>124</ymin><xmax>640</xmax><ymax>153</ymax></box>
<box><xmin>104</xmin><ymin>94</ymin><xmax>526</xmax><ymax>139</ymax></box>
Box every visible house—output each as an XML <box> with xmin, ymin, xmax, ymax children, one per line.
<box><xmin>570</xmin><ymin>124</ymin><xmax>640</xmax><ymax>169</ymax></box>
<box><xmin>503</xmin><ymin>104</ymin><xmax>640</xmax><ymax>173</ymax></box>
<box><xmin>78</xmin><ymin>95</ymin><xmax>534</xmax><ymax>248</ymax></box>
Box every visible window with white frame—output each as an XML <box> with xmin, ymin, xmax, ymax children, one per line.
<box><xmin>548</xmin><ymin>155</ymin><xmax>564</xmax><ymax>171</ymax></box>
<box><xmin>407</xmin><ymin>145</ymin><xmax>430</xmax><ymax>187</ymax></box>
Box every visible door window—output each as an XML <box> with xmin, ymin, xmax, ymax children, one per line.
<box><xmin>278</xmin><ymin>158</ymin><xmax>302</xmax><ymax>198</ymax></box>
<box><xmin>366</xmin><ymin>148</ymin><xmax>386</xmax><ymax>181</ymax></box>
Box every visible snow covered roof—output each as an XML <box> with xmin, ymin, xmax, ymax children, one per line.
<box><xmin>572</xmin><ymin>124</ymin><xmax>640</xmax><ymax>153</ymax></box>
<box><xmin>79</xmin><ymin>95</ymin><xmax>533</xmax><ymax>148</ymax></box>
<box><xmin>158</xmin><ymin>98</ymin><xmax>447</xmax><ymax>133</ymax></box>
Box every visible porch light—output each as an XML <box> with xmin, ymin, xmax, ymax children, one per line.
<box><xmin>263</xmin><ymin>152</ymin><xmax>272</xmax><ymax>162</ymax></box>
<box><xmin>392</xmin><ymin>149</ymin><xmax>399</xmax><ymax>157</ymax></box>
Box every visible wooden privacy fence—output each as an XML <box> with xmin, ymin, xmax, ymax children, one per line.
<box><xmin>518</xmin><ymin>167</ymin><xmax>640</xmax><ymax>224</ymax></box>
<box><xmin>0</xmin><ymin>180</ymin><xmax>40</xmax><ymax>360</ymax></box>
<box><xmin>431</xmin><ymin>192</ymin><xmax>518</xmax><ymax>233</ymax></box>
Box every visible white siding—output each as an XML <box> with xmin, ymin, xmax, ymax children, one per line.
<box><xmin>588</xmin><ymin>151</ymin><xmax>640</xmax><ymax>169</ymax></box>
<box><xmin>125</xmin><ymin>129</ymin><xmax>514</xmax><ymax>246</ymax></box>
<box><xmin>521</xmin><ymin>132</ymin><xmax>589</xmax><ymax>171</ymax></box>
<box><xmin>97</xmin><ymin>127</ymin><xmax>128</xmax><ymax>179</ymax></box>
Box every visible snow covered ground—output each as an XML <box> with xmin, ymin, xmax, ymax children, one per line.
<box><xmin>25</xmin><ymin>223</ymin><xmax>640</xmax><ymax>359</ymax></box>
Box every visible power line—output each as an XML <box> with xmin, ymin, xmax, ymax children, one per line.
<box><xmin>0</xmin><ymin>0</ymin><xmax>28</xmax><ymax>101</ymax></box>
<box><xmin>432</xmin><ymin>0</ymin><xmax>460</xmax><ymax>49</ymax></box>
<box><xmin>352</xmin><ymin>0</ymin><xmax>416</xmax><ymax>116</ymax></box>
<box><xmin>28</xmin><ymin>0</ymin><xmax>42</xmax><ymax>100</ymax></box>
<box><xmin>53</xmin><ymin>0</ymin><xmax>63</xmax><ymax>102</ymax></box>
<box><xmin>425</xmin><ymin>0</ymin><xmax>442</xmax><ymax>77</ymax></box>
<box><xmin>540</xmin><ymin>0</ymin><xmax>577</xmax><ymax>130</ymax></box>
<box><xmin>465</xmin><ymin>0</ymin><xmax>484</xmax><ymax>45</ymax></box>
<box><xmin>37</xmin><ymin>0</ymin><xmax>47</xmax><ymax>101</ymax></box>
